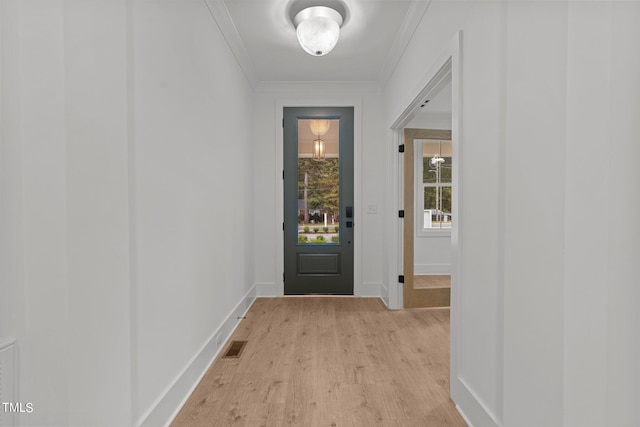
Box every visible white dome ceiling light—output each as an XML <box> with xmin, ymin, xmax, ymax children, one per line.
<box><xmin>293</xmin><ymin>6</ymin><xmax>344</xmax><ymax>57</ymax></box>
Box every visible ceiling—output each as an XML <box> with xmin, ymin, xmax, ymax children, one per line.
<box><xmin>419</xmin><ymin>80</ymin><xmax>451</xmax><ymax>114</ymax></box>
<box><xmin>205</xmin><ymin>0</ymin><xmax>431</xmax><ymax>88</ymax></box>
<box><xmin>407</xmin><ymin>79</ymin><xmax>452</xmax><ymax>125</ymax></box>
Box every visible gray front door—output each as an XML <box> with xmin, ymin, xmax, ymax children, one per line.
<box><xmin>283</xmin><ymin>107</ymin><xmax>354</xmax><ymax>295</ymax></box>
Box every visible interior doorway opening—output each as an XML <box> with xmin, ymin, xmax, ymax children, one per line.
<box><xmin>387</xmin><ymin>29</ymin><xmax>462</xmax><ymax>414</ymax></box>
<box><xmin>390</xmin><ymin>53</ymin><xmax>458</xmax><ymax>311</ymax></box>
<box><xmin>402</xmin><ymin>127</ymin><xmax>452</xmax><ymax>308</ymax></box>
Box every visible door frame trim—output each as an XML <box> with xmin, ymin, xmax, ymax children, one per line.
<box><xmin>387</xmin><ymin>29</ymin><xmax>467</xmax><ymax>416</ymax></box>
<box><xmin>275</xmin><ymin>98</ymin><xmax>363</xmax><ymax>297</ymax></box>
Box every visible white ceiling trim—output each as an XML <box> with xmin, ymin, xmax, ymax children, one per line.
<box><xmin>378</xmin><ymin>0</ymin><xmax>432</xmax><ymax>89</ymax></box>
<box><xmin>391</xmin><ymin>56</ymin><xmax>451</xmax><ymax>129</ymax></box>
<box><xmin>204</xmin><ymin>0</ymin><xmax>431</xmax><ymax>90</ymax></box>
<box><xmin>203</xmin><ymin>0</ymin><xmax>258</xmax><ymax>88</ymax></box>
<box><xmin>255</xmin><ymin>80</ymin><xmax>381</xmax><ymax>93</ymax></box>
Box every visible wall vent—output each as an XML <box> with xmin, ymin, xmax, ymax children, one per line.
<box><xmin>0</xmin><ymin>339</ymin><xmax>17</xmax><ymax>427</ymax></box>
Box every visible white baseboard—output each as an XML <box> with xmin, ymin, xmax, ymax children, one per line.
<box><xmin>137</xmin><ymin>285</ymin><xmax>257</xmax><ymax>427</ymax></box>
<box><xmin>414</xmin><ymin>263</ymin><xmax>450</xmax><ymax>275</ymax></box>
<box><xmin>456</xmin><ymin>404</ymin><xmax>474</xmax><ymax>427</ymax></box>
<box><xmin>379</xmin><ymin>282</ymin><xmax>390</xmax><ymax>308</ymax></box>
<box><xmin>255</xmin><ymin>282</ymin><xmax>279</xmax><ymax>297</ymax></box>
<box><xmin>451</xmin><ymin>376</ymin><xmax>499</xmax><ymax>427</ymax></box>
<box><xmin>358</xmin><ymin>282</ymin><xmax>383</xmax><ymax>298</ymax></box>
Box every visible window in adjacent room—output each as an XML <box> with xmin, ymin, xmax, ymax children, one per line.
<box><xmin>415</xmin><ymin>139</ymin><xmax>452</xmax><ymax>234</ymax></box>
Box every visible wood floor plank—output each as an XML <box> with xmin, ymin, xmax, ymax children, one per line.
<box><xmin>171</xmin><ymin>297</ymin><xmax>466</xmax><ymax>427</ymax></box>
<box><xmin>413</xmin><ymin>275</ymin><xmax>451</xmax><ymax>289</ymax></box>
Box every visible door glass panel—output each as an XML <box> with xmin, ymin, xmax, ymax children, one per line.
<box><xmin>297</xmin><ymin>119</ymin><xmax>340</xmax><ymax>244</ymax></box>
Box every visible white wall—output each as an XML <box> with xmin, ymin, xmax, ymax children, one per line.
<box><xmin>502</xmin><ymin>4</ymin><xmax>568</xmax><ymax>424</ymax></box>
<box><xmin>251</xmin><ymin>84</ymin><xmax>388</xmax><ymax>299</ymax></box>
<box><xmin>413</xmin><ymin>234</ymin><xmax>450</xmax><ymax>275</ymax></box>
<box><xmin>386</xmin><ymin>3</ymin><xmax>504</xmax><ymax>424</ymax></box>
<box><xmin>64</xmin><ymin>2</ymin><xmax>133</xmax><ymax>425</ymax></box>
<box><xmin>1</xmin><ymin>1</ymin><xmax>71</xmax><ymax>424</ymax></box>
<box><xmin>131</xmin><ymin>1</ymin><xmax>255</xmax><ymax>425</ymax></box>
<box><xmin>564</xmin><ymin>3</ymin><xmax>640</xmax><ymax>426</ymax></box>
<box><xmin>384</xmin><ymin>2</ymin><xmax>640</xmax><ymax>427</ymax></box>
<box><xmin>0</xmin><ymin>1</ymin><xmax>256</xmax><ymax>426</ymax></box>
<box><xmin>1</xmin><ymin>1</ymin><xmax>132</xmax><ymax>425</ymax></box>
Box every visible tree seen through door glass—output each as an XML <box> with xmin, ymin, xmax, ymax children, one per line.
<box><xmin>297</xmin><ymin>119</ymin><xmax>340</xmax><ymax>244</ymax></box>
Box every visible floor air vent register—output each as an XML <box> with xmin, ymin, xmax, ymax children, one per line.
<box><xmin>222</xmin><ymin>341</ymin><xmax>247</xmax><ymax>358</ymax></box>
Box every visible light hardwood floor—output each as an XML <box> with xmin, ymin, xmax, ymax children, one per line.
<box><xmin>171</xmin><ymin>297</ymin><xmax>466</xmax><ymax>427</ymax></box>
<box><xmin>413</xmin><ymin>275</ymin><xmax>451</xmax><ymax>289</ymax></box>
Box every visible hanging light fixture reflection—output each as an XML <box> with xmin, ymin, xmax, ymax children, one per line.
<box><xmin>294</xmin><ymin>6</ymin><xmax>344</xmax><ymax>56</ymax></box>
<box><xmin>309</xmin><ymin>120</ymin><xmax>330</xmax><ymax>161</ymax></box>
<box><xmin>312</xmin><ymin>138</ymin><xmax>326</xmax><ymax>161</ymax></box>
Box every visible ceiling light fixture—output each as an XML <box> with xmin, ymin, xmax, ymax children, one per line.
<box><xmin>294</xmin><ymin>6</ymin><xmax>344</xmax><ymax>57</ymax></box>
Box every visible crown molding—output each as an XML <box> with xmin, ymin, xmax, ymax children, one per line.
<box><xmin>204</xmin><ymin>0</ymin><xmax>430</xmax><ymax>92</ymax></box>
<box><xmin>255</xmin><ymin>80</ymin><xmax>382</xmax><ymax>94</ymax></box>
<box><xmin>378</xmin><ymin>0</ymin><xmax>432</xmax><ymax>89</ymax></box>
<box><xmin>203</xmin><ymin>0</ymin><xmax>258</xmax><ymax>89</ymax></box>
